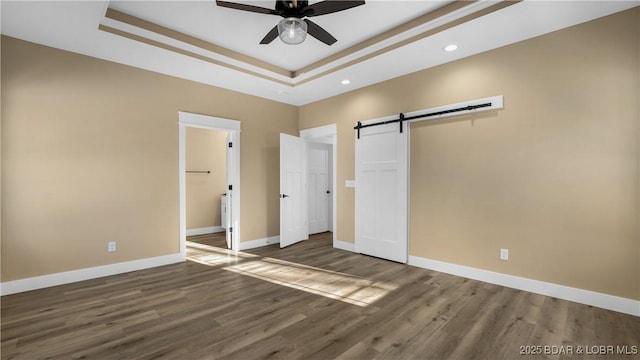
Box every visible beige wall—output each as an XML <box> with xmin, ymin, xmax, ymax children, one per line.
<box><xmin>186</xmin><ymin>127</ymin><xmax>227</xmax><ymax>230</ymax></box>
<box><xmin>299</xmin><ymin>8</ymin><xmax>640</xmax><ymax>300</ymax></box>
<box><xmin>2</xmin><ymin>8</ymin><xmax>639</xmax><ymax>301</ymax></box>
<box><xmin>1</xmin><ymin>36</ymin><xmax>297</xmax><ymax>282</ymax></box>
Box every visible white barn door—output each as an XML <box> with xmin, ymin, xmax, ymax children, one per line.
<box><xmin>280</xmin><ymin>133</ymin><xmax>308</xmax><ymax>248</ymax></box>
<box><xmin>355</xmin><ymin>122</ymin><xmax>408</xmax><ymax>263</ymax></box>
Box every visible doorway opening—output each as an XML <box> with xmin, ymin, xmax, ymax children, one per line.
<box><xmin>185</xmin><ymin>127</ymin><xmax>229</xmax><ymax>249</ymax></box>
<box><xmin>179</xmin><ymin>112</ymin><xmax>240</xmax><ymax>258</ymax></box>
<box><xmin>307</xmin><ymin>141</ymin><xmax>333</xmax><ymax>235</ymax></box>
<box><xmin>300</xmin><ymin>124</ymin><xmax>337</xmax><ymax>246</ymax></box>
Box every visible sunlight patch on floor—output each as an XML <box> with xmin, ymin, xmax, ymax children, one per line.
<box><xmin>223</xmin><ymin>257</ymin><xmax>398</xmax><ymax>307</ymax></box>
<box><xmin>186</xmin><ymin>241</ymin><xmax>257</xmax><ymax>266</ymax></box>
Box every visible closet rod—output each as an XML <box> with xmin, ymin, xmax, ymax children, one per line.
<box><xmin>354</xmin><ymin>102</ymin><xmax>492</xmax><ymax>139</ymax></box>
<box><xmin>186</xmin><ymin>170</ymin><xmax>211</xmax><ymax>174</ymax></box>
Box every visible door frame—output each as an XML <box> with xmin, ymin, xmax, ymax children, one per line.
<box><xmin>300</xmin><ymin>124</ymin><xmax>337</xmax><ymax>246</ymax></box>
<box><xmin>178</xmin><ymin>111</ymin><xmax>241</xmax><ymax>256</ymax></box>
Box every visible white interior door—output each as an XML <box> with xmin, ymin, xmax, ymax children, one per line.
<box><xmin>280</xmin><ymin>133</ymin><xmax>308</xmax><ymax>248</ymax></box>
<box><xmin>225</xmin><ymin>133</ymin><xmax>233</xmax><ymax>249</ymax></box>
<box><xmin>355</xmin><ymin>122</ymin><xmax>408</xmax><ymax>263</ymax></box>
<box><xmin>308</xmin><ymin>143</ymin><xmax>331</xmax><ymax>234</ymax></box>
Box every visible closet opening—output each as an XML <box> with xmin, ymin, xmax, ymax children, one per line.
<box><xmin>178</xmin><ymin>112</ymin><xmax>241</xmax><ymax>258</ymax></box>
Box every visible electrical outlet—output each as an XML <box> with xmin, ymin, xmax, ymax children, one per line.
<box><xmin>108</xmin><ymin>241</ymin><xmax>117</xmax><ymax>252</ymax></box>
<box><xmin>500</xmin><ymin>248</ymin><xmax>509</xmax><ymax>261</ymax></box>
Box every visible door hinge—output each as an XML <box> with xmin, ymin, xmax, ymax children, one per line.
<box><xmin>228</xmin><ymin>142</ymin><xmax>232</xmax><ymax>148</ymax></box>
<box><xmin>228</xmin><ymin>185</ymin><xmax>233</xmax><ymax>191</ymax></box>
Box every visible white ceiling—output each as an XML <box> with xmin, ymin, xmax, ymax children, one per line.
<box><xmin>108</xmin><ymin>1</ymin><xmax>450</xmax><ymax>71</ymax></box>
<box><xmin>2</xmin><ymin>1</ymin><xmax>638</xmax><ymax>106</ymax></box>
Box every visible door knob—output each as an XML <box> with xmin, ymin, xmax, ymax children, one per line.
<box><xmin>326</xmin><ymin>190</ymin><xmax>331</xmax><ymax>194</ymax></box>
<box><xmin>280</xmin><ymin>194</ymin><xmax>289</xmax><ymax>198</ymax></box>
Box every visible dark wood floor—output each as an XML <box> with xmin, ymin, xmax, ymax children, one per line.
<box><xmin>2</xmin><ymin>232</ymin><xmax>639</xmax><ymax>359</ymax></box>
<box><xmin>189</xmin><ymin>231</ymin><xmax>229</xmax><ymax>248</ymax></box>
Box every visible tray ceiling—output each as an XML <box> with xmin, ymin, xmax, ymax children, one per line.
<box><xmin>2</xmin><ymin>1</ymin><xmax>638</xmax><ymax>105</ymax></box>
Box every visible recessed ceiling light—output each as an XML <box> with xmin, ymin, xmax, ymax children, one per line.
<box><xmin>444</xmin><ymin>44</ymin><xmax>458</xmax><ymax>52</ymax></box>
<box><xmin>341</xmin><ymin>79</ymin><xmax>351</xmax><ymax>85</ymax></box>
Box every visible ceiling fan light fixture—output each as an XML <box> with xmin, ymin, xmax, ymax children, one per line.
<box><xmin>278</xmin><ymin>17</ymin><xmax>307</xmax><ymax>45</ymax></box>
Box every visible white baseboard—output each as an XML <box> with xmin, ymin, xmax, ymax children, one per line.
<box><xmin>334</xmin><ymin>239</ymin><xmax>355</xmax><ymax>252</ymax></box>
<box><xmin>0</xmin><ymin>253</ymin><xmax>184</xmax><ymax>296</ymax></box>
<box><xmin>186</xmin><ymin>226</ymin><xmax>224</xmax><ymax>236</ymax></box>
<box><xmin>238</xmin><ymin>236</ymin><xmax>280</xmax><ymax>250</ymax></box>
<box><xmin>408</xmin><ymin>256</ymin><xmax>640</xmax><ymax>317</ymax></box>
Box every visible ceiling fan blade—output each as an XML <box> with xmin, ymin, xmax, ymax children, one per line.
<box><xmin>304</xmin><ymin>1</ymin><xmax>365</xmax><ymax>17</ymax></box>
<box><xmin>216</xmin><ymin>1</ymin><xmax>277</xmax><ymax>15</ymax></box>
<box><xmin>304</xmin><ymin>19</ymin><xmax>337</xmax><ymax>46</ymax></box>
<box><xmin>260</xmin><ymin>25</ymin><xmax>279</xmax><ymax>44</ymax></box>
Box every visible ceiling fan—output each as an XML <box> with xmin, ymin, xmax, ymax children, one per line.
<box><xmin>215</xmin><ymin>0</ymin><xmax>366</xmax><ymax>45</ymax></box>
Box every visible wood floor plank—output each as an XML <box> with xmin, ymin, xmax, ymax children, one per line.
<box><xmin>312</xmin><ymin>275</ymin><xmax>444</xmax><ymax>358</ymax></box>
<box><xmin>529</xmin><ymin>297</ymin><xmax>570</xmax><ymax>343</ymax></box>
<box><xmin>222</xmin><ymin>334</ymin><xmax>296</xmax><ymax>360</ymax></box>
<box><xmin>334</xmin><ymin>341</ymin><xmax>380</xmax><ymax>360</ymax></box>
<box><xmin>2</xmin><ymin>232</ymin><xmax>638</xmax><ymax>360</ymax></box>
<box><xmin>199</xmin><ymin>311</ymin><xmax>308</xmax><ymax>358</ymax></box>
<box><xmin>481</xmin><ymin>291</ymin><xmax>540</xmax><ymax>360</ymax></box>
<box><xmin>445</xmin><ymin>286</ymin><xmax>521</xmax><ymax>360</ymax></box>
<box><xmin>372</xmin><ymin>280</ymin><xmax>487</xmax><ymax>360</ymax></box>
